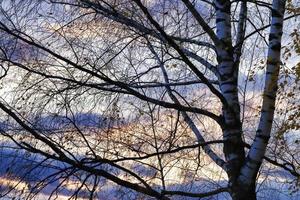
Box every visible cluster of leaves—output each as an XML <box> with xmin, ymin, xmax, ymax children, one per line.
<box><xmin>284</xmin><ymin>29</ymin><xmax>300</xmax><ymax>79</ymax></box>
<box><xmin>277</xmin><ymin>26</ymin><xmax>300</xmax><ymax>139</ymax></box>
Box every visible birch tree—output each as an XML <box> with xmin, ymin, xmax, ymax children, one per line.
<box><xmin>0</xmin><ymin>0</ymin><xmax>299</xmax><ymax>200</ymax></box>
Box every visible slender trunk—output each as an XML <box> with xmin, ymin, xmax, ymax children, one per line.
<box><xmin>215</xmin><ymin>0</ymin><xmax>286</xmax><ymax>199</ymax></box>
<box><xmin>238</xmin><ymin>0</ymin><xmax>286</xmax><ymax>192</ymax></box>
<box><xmin>214</xmin><ymin>0</ymin><xmax>245</xmax><ymax>187</ymax></box>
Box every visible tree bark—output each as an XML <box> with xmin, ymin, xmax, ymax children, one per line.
<box><xmin>238</xmin><ymin>0</ymin><xmax>286</xmax><ymax>190</ymax></box>
<box><xmin>214</xmin><ymin>0</ymin><xmax>245</xmax><ymax>187</ymax></box>
<box><xmin>216</xmin><ymin>0</ymin><xmax>286</xmax><ymax>199</ymax></box>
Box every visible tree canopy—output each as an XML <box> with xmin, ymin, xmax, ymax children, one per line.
<box><xmin>0</xmin><ymin>0</ymin><xmax>299</xmax><ymax>199</ymax></box>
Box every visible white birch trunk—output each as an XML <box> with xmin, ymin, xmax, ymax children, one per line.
<box><xmin>214</xmin><ymin>0</ymin><xmax>245</xmax><ymax>186</ymax></box>
<box><xmin>238</xmin><ymin>0</ymin><xmax>287</xmax><ymax>188</ymax></box>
